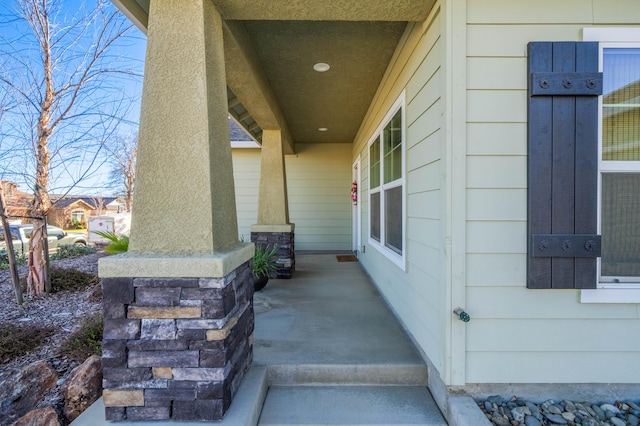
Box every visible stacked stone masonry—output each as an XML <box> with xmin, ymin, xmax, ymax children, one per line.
<box><xmin>101</xmin><ymin>261</ymin><xmax>254</xmax><ymax>421</ymax></box>
<box><xmin>251</xmin><ymin>231</ymin><xmax>295</xmax><ymax>279</ymax></box>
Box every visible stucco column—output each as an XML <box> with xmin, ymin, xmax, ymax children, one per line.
<box><xmin>256</xmin><ymin>130</ymin><xmax>290</xmax><ymax>225</ymax></box>
<box><xmin>100</xmin><ymin>0</ymin><xmax>252</xmax><ymax>277</ymax></box>
<box><xmin>251</xmin><ymin>130</ymin><xmax>295</xmax><ymax>278</ymax></box>
<box><xmin>99</xmin><ymin>0</ymin><xmax>253</xmax><ymax>421</ymax></box>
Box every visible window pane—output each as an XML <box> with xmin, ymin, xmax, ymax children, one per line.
<box><xmin>384</xmin><ymin>186</ymin><xmax>402</xmax><ymax>254</ymax></box>
<box><xmin>371</xmin><ymin>192</ymin><xmax>380</xmax><ymax>242</ymax></box>
<box><xmin>370</xmin><ymin>137</ymin><xmax>380</xmax><ymax>189</ymax></box>
<box><xmin>602</xmin><ymin>48</ymin><xmax>640</xmax><ymax>161</ymax></box>
<box><xmin>601</xmin><ymin>173</ymin><xmax>640</xmax><ymax>277</ymax></box>
<box><xmin>383</xmin><ymin>109</ymin><xmax>402</xmax><ymax>184</ymax></box>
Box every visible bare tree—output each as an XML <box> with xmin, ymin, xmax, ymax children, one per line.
<box><xmin>108</xmin><ymin>133</ymin><xmax>137</xmax><ymax>213</ymax></box>
<box><xmin>91</xmin><ymin>195</ymin><xmax>107</xmax><ymax>215</ymax></box>
<box><xmin>0</xmin><ymin>0</ymin><xmax>141</xmax><ymax>297</ymax></box>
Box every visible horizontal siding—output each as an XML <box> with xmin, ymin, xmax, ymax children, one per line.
<box><xmin>466</xmin><ymin>189</ymin><xmax>526</xmax><ymax>221</ymax></box>
<box><xmin>467</xmin><ymin>351</ymin><xmax>640</xmax><ymax>384</ymax></box>
<box><xmin>467</xmin><ymin>25</ymin><xmax>584</xmax><ymax>57</ymax></box>
<box><xmin>467</xmin><ymin>90</ymin><xmax>527</xmax><ymax>123</ymax></box>
<box><xmin>467</xmin><ymin>156</ymin><xmax>526</xmax><ymax>189</ymax></box>
<box><xmin>465</xmin><ymin>0</ymin><xmax>640</xmax><ymax>385</ymax></box>
<box><xmin>232</xmin><ymin>149</ymin><xmax>261</xmax><ymax>241</ymax></box>
<box><xmin>286</xmin><ymin>143</ymin><xmax>352</xmax><ymax>251</ymax></box>
<box><xmin>232</xmin><ymin>143</ymin><xmax>351</xmax><ymax>250</ymax></box>
<box><xmin>467</xmin><ymin>288</ymin><xmax>639</xmax><ymax>320</ymax></box>
<box><xmin>353</xmin><ymin>8</ymin><xmax>447</xmax><ymax>377</ymax></box>
<box><xmin>467</xmin><ymin>123</ymin><xmax>526</xmax><ymax>156</ymax></box>
<box><xmin>468</xmin><ymin>0</ymin><xmax>594</xmax><ymax>24</ymax></box>
<box><xmin>467</xmin><ymin>58</ymin><xmax>526</xmax><ymax>90</ymax></box>
<box><xmin>466</xmin><ymin>253</ymin><xmax>526</xmax><ymax>287</ymax></box>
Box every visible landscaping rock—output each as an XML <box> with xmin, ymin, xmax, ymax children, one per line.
<box><xmin>479</xmin><ymin>396</ymin><xmax>640</xmax><ymax>426</ymax></box>
<box><xmin>0</xmin><ymin>361</ymin><xmax>57</xmax><ymax>425</ymax></box>
<box><xmin>60</xmin><ymin>355</ymin><xmax>103</xmax><ymax>422</ymax></box>
<box><xmin>11</xmin><ymin>407</ymin><xmax>60</xmax><ymax>426</ymax></box>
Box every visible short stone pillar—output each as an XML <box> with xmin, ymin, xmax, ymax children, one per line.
<box><xmin>101</xmin><ymin>260</ymin><xmax>254</xmax><ymax>421</ymax></box>
<box><xmin>251</xmin><ymin>224</ymin><xmax>295</xmax><ymax>279</ymax></box>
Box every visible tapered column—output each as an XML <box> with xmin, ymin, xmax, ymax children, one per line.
<box><xmin>251</xmin><ymin>130</ymin><xmax>295</xmax><ymax>278</ymax></box>
<box><xmin>99</xmin><ymin>0</ymin><xmax>253</xmax><ymax>421</ymax></box>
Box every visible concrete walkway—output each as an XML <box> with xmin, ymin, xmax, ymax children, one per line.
<box><xmin>73</xmin><ymin>254</ymin><xmax>450</xmax><ymax>425</ymax></box>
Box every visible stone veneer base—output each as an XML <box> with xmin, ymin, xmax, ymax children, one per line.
<box><xmin>251</xmin><ymin>231</ymin><xmax>295</xmax><ymax>279</ymax></box>
<box><xmin>101</xmin><ymin>261</ymin><xmax>254</xmax><ymax>421</ymax></box>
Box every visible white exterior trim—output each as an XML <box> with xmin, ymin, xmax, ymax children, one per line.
<box><xmin>581</xmin><ymin>289</ymin><xmax>640</xmax><ymax>303</ymax></box>
<box><xmin>584</xmin><ymin>28</ymin><xmax>640</xmax><ymax>302</ymax></box>
<box><xmin>367</xmin><ymin>91</ymin><xmax>407</xmax><ymax>271</ymax></box>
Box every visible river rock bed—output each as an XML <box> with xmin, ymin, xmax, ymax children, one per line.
<box><xmin>479</xmin><ymin>395</ymin><xmax>640</xmax><ymax>426</ymax></box>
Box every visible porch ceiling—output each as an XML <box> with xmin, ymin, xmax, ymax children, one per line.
<box><xmin>112</xmin><ymin>0</ymin><xmax>434</xmax><ymax>147</ymax></box>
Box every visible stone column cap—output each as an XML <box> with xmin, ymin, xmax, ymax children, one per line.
<box><xmin>99</xmin><ymin>244</ymin><xmax>254</xmax><ymax>278</ymax></box>
<box><xmin>250</xmin><ymin>224</ymin><xmax>295</xmax><ymax>233</ymax></box>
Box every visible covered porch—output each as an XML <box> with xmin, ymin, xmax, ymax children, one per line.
<box><xmin>75</xmin><ymin>254</ymin><xmax>460</xmax><ymax>425</ymax></box>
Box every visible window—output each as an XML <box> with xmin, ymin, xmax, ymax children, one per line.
<box><xmin>368</xmin><ymin>94</ymin><xmax>405</xmax><ymax>268</ymax></box>
<box><xmin>598</xmin><ymin>45</ymin><xmax>640</xmax><ymax>287</ymax></box>
<box><xmin>71</xmin><ymin>210</ymin><xmax>85</xmax><ymax>225</ymax></box>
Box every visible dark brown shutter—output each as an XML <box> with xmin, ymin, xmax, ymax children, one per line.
<box><xmin>527</xmin><ymin>42</ymin><xmax>602</xmax><ymax>289</ymax></box>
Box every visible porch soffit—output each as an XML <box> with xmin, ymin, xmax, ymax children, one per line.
<box><xmin>111</xmin><ymin>0</ymin><xmax>434</xmax><ymax>147</ymax></box>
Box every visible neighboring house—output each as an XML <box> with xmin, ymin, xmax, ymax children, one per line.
<box><xmin>1</xmin><ymin>182</ymin><xmax>126</xmax><ymax>228</ymax></box>
<box><xmin>1</xmin><ymin>181</ymin><xmax>31</xmax><ymax>222</ymax></box>
<box><xmin>107</xmin><ymin>0</ymin><xmax>640</xmax><ymax>422</ymax></box>
<box><xmin>49</xmin><ymin>196</ymin><xmax>126</xmax><ymax>229</ymax></box>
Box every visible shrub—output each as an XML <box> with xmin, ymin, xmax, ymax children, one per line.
<box><xmin>69</xmin><ymin>219</ymin><xmax>86</xmax><ymax>230</ymax></box>
<box><xmin>0</xmin><ymin>323</ymin><xmax>55</xmax><ymax>364</ymax></box>
<box><xmin>58</xmin><ymin>314</ymin><xmax>103</xmax><ymax>362</ymax></box>
<box><xmin>0</xmin><ymin>249</ymin><xmax>27</xmax><ymax>270</ymax></box>
<box><xmin>50</xmin><ymin>268</ymin><xmax>100</xmax><ymax>293</ymax></box>
<box><xmin>19</xmin><ymin>267</ymin><xmax>99</xmax><ymax>293</ymax></box>
<box><xmin>50</xmin><ymin>244</ymin><xmax>96</xmax><ymax>260</ymax></box>
<box><xmin>253</xmin><ymin>244</ymin><xmax>279</xmax><ymax>278</ymax></box>
<box><xmin>93</xmin><ymin>231</ymin><xmax>129</xmax><ymax>254</ymax></box>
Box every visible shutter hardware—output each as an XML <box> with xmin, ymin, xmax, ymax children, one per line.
<box><xmin>532</xmin><ymin>234</ymin><xmax>601</xmax><ymax>258</ymax></box>
<box><xmin>530</xmin><ymin>72</ymin><xmax>603</xmax><ymax>96</ymax></box>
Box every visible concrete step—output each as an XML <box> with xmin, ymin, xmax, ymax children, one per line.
<box><xmin>258</xmin><ymin>385</ymin><xmax>447</xmax><ymax>426</ymax></box>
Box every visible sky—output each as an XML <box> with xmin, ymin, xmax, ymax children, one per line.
<box><xmin>0</xmin><ymin>0</ymin><xmax>147</xmax><ymax>197</ymax></box>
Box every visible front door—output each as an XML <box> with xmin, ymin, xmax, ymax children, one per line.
<box><xmin>352</xmin><ymin>157</ymin><xmax>361</xmax><ymax>256</ymax></box>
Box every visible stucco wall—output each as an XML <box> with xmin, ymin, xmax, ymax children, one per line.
<box><xmin>352</xmin><ymin>7</ymin><xmax>446</xmax><ymax>378</ymax></box>
<box><xmin>232</xmin><ymin>143</ymin><xmax>352</xmax><ymax>251</ymax></box>
<box><xmin>465</xmin><ymin>0</ymin><xmax>640</xmax><ymax>383</ymax></box>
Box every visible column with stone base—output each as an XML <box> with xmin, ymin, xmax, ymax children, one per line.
<box><xmin>99</xmin><ymin>0</ymin><xmax>254</xmax><ymax>421</ymax></box>
<box><xmin>253</xmin><ymin>130</ymin><xmax>295</xmax><ymax>279</ymax></box>
<box><xmin>251</xmin><ymin>224</ymin><xmax>295</xmax><ymax>279</ymax></box>
<box><xmin>101</xmin><ymin>257</ymin><xmax>253</xmax><ymax>421</ymax></box>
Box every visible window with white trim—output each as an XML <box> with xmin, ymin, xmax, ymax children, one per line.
<box><xmin>368</xmin><ymin>94</ymin><xmax>405</xmax><ymax>268</ymax></box>
<box><xmin>598</xmin><ymin>44</ymin><xmax>640</xmax><ymax>288</ymax></box>
<box><xmin>71</xmin><ymin>210</ymin><xmax>85</xmax><ymax>225</ymax></box>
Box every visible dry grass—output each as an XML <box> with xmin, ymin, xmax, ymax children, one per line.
<box><xmin>57</xmin><ymin>314</ymin><xmax>103</xmax><ymax>363</ymax></box>
<box><xmin>0</xmin><ymin>323</ymin><xmax>56</xmax><ymax>364</ymax></box>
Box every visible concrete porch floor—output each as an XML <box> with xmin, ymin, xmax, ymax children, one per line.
<box><xmin>73</xmin><ymin>254</ymin><xmax>463</xmax><ymax>425</ymax></box>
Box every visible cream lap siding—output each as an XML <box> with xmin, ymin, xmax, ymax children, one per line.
<box><xmin>232</xmin><ymin>149</ymin><xmax>261</xmax><ymax>241</ymax></box>
<box><xmin>465</xmin><ymin>0</ymin><xmax>640</xmax><ymax>384</ymax></box>
<box><xmin>286</xmin><ymin>143</ymin><xmax>352</xmax><ymax>251</ymax></box>
<box><xmin>232</xmin><ymin>143</ymin><xmax>352</xmax><ymax>251</ymax></box>
<box><xmin>353</xmin><ymin>8</ymin><xmax>446</xmax><ymax>377</ymax></box>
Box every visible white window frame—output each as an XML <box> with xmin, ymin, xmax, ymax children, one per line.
<box><xmin>71</xmin><ymin>209</ymin><xmax>86</xmax><ymax>224</ymax></box>
<box><xmin>367</xmin><ymin>92</ymin><xmax>406</xmax><ymax>270</ymax></box>
<box><xmin>581</xmin><ymin>27</ymin><xmax>640</xmax><ymax>303</ymax></box>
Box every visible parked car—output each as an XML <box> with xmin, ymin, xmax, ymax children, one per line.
<box><xmin>0</xmin><ymin>224</ymin><xmax>88</xmax><ymax>255</ymax></box>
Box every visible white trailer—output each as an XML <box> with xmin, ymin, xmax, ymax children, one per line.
<box><xmin>88</xmin><ymin>213</ymin><xmax>131</xmax><ymax>244</ymax></box>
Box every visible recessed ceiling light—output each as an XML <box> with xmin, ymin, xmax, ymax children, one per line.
<box><xmin>313</xmin><ymin>62</ymin><xmax>330</xmax><ymax>72</ymax></box>
<box><xmin>318</xmin><ymin>127</ymin><xmax>328</xmax><ymax>132</ymax></box>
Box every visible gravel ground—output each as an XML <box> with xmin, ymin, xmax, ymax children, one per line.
<box><xmin>479</xmin><ymin>395</ymin><xmax>640</xmax><ymax>426</ymax></box>
<box><xmin>0</xmin><ymin>252</ymin><xmax>108</xmax><ymax>423</ymax></box>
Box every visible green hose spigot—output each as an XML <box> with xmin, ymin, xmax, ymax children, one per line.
<box><xmin>453</xmin><ymin>307</ymin><xmax>470</xmax><ymax>322</ymax></box>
